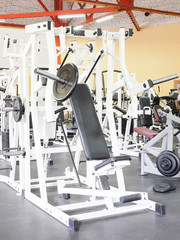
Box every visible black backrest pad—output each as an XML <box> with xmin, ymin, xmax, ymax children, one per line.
<box><xmin>70</xmin><ymin>84</ymin><xmax>110</xmax><ymax>160</ymax></box>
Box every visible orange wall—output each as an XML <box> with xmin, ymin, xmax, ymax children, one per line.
<box><xmin>125</xmin><ymin>22</ymin><xmax>180</xmax><ymax>96</ymax></box>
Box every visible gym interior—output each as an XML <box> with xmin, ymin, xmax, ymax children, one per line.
<box><xmin>0</xmin><ymin>1</ymin><xmax>180</xmax><ymax>239</ymax></box>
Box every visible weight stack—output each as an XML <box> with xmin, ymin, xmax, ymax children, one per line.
<box><xmin>2</xmin><ymin>131</ymin><xmax>9</xmax><ymax>149</ymax></box>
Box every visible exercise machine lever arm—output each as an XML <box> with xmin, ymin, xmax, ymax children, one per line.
<box><xmin>152</xmin><ymin>74</ymin><xmax>179</xmax><ymax>86</ymax></box>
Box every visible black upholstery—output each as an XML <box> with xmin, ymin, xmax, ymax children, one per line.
<box><xmin>139</xmin><ymin>97</ymin><xmax>152</xmax><ymax>127</ymax></box>
<box><xmin>70</xmin><ymin>84</ymin><xmax>110</xmax><ymax>160</ymax></box>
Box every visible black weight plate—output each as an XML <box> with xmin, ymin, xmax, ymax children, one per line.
<box><xmin>13</xmin><ymin>97</ymin><xmax>24</xmax><ymax>122</ymax></box>
<box><xmin>156</xmin><ymin>151</ymin><xmax>180</xmax><ymax>177</ymax></box>
<box><xmin>153</xmin><ymin>183</ymin><xmax>171</xmax><ymax>193</ymax></box>
<box><xmin>169</xmin><ymin>184</ymin><xmax>176</xmax><ymax>191</ymax></box>
<box><xmin>53</xmin><ymin>63</ymin><xmax>78</xmax><ymax>101</ymax></box>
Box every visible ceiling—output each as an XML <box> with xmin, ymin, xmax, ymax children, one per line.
<box><xmin>0</xmin><ymin>0</ymin><xmax>180</xmax><ymax>31</ymax></box>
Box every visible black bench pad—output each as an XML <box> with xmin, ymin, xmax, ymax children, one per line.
<box><xmin>70</xmin><ymin>84</ymin><xmax>110</xmax><ymax>160</ymax></box>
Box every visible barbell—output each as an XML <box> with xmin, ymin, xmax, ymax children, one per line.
<box><xmin>34</xmin><ymin>63</ymin><xmax>79</xmax><ymax>102</ymax></box>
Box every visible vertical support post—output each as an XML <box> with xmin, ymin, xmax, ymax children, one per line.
<box><xmin>45</xmin><ymin>30</ymin><xmax>57</xmax><ymax>123</ymax></box>
<box><xmin>30</xmin><ymin>34</ymin><xmax>48</xmax><ymax>202</ymax></box>
<box><xmin>106</xmin><ymin>38</ymin><xmax>119</xmax><ymax>155</ymax></box>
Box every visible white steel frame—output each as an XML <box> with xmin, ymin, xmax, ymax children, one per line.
<box><xmin>0</xmin><ymin>22</ymin><xmax>165</xmax><ymax>231</ymax></box>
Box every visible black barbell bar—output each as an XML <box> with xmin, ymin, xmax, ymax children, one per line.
<box><xmin>34</xmin><ymin>68</ymin><xmax>73</xmax><ymax>86</ymax></box>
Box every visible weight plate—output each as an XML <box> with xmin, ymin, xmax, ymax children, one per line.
<box><xmin>156</xmin><ymin>151</ymin><xmax>180</xmax><ymax>177</ymax></box>
<box><xmin>12</xmin><ymin>97</ymin><xmax>24</xmax><ymax>122</ymax></box>
<box><xmin>53</xmin><ymin>63</ymin><xmax>78</xmax><ymax>101</ymax></box>
<box><xmin>153</xmin><ymin>183</ymin><xmax>171</xmax><ymax>193</ymax></box>
<box><xmin>153</xmin><ymin>182</ymin><xmax>176</xmax><ymax>193</ymax></box>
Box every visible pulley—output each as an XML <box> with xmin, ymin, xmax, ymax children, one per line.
<box><xmin>34</xmin><ymin>63</ymin><xmax>79</xmax><ymax>102</ymax></box>
<box><xmin>156</xmin><ymin>151</ymin><xmax>180</xmax><ymax>177</ymax></box>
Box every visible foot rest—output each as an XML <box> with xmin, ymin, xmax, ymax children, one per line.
<box><xmin>120</xmin><ymin>194</ymin><xmax>142</xmax><ymax>203</ymax></box>
<box><xmin>134</xmin><ymin>127</ymin><xmax>158</xmax><ymax>138</ymax></box>
<box><xmin>95</xmin><ymin>156</ymin><xmax>131</xmax><ymax>171</ymax></box>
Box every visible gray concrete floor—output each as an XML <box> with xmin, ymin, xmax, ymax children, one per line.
<box><xmin>0</xmin><ymin>154</ymin><xmax>180</xmax><ymax>240</ymax></box>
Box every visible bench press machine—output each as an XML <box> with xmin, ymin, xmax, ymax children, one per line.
<box><xmin>0</xmin><ymin>22</ymin><xmax>165</xmax><ymax>231</ymax></box>
<box><xmin>34</xmin><ymin>64</ymin><xmax>165</xmax><ymax>231</ymax></box>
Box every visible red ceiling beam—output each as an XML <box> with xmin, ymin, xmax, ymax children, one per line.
<box><xmin>127</xmin><ymin>10</ymin><xmax>140</xmax><ymax>31</ymax></box>
<box><xmin>64</xmin><ymin>0</ymin><xmax>180</xmax><ymax>17</ymax></box>
<box><xmin>0</xmin><ymin>8</ymin><xmax>118</xmax><ymax>19</ymax></box>
<box><xmin>54</xmin><ymin>0</ymin><xmax>63</xmax><ymax>27</ymax></box>
<box><xmin>37</xmin><ymin>0</ymin><xmax>60</xmax><ymax>26</ymax></box>
<box><xmin>120</xmin><ymin>0</ymin><xmax>134</xmax><ymax>6</ymax></box>
<box><xmin>0</xmin><ymin>23</ymin><xmax>25</xmax><ymax>28</ymax></box>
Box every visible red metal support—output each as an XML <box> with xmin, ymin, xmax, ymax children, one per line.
<box><xmin>0</xmin><ymin>23</ymin><xmax>25</xmax><ymax>28</ymax></box>
<box><xmin>120</xmin><ymin>0</ymin><xmax>134</xmax><ymax>6</ymax></box>
<box><xmin>127</xmin><ymin>10</ymin><xmax>140</xmax><ymax>31</ymax></box>
<box><xmin>0</xmin><ymin>8</ymin><xmax>119</xmax><ymax>20</ymax></box>
<box><xmin>54</xmin><ymin>0</ymin><xmax>64</xmax><ymax>27</ymax></box>
<box><xmin>54</xmin><ymin>0</ymin><xmax>62</xmax><ymax>64</ymax></box>
<box><xmin>64</xmin><ymin>0</ymin><xmax>180</xmax><ymax>17</ymax></box>
<box><xmin>37</xmin><ymin>0</ymin><xmax>60</xmax><ymax>26</ymax></box>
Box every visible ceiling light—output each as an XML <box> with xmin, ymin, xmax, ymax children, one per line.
<box><xmin>96</xmin><ymin>15</ymin><xmax>113</xmax><ymax>23</ymax></box>
<box><xmin>74</xmin><ymin>25</ymin><xmax>83</xmax><ymax>30</ymax></box>
<box><xmin>0</xmin><ymin>19</ymin><xmax>5</xmax><ymax>23</ymax></box>
<box><xmin>58</xmin><ymin>14</ymin><xmax>85</xmax><ymax>19</ymax></box>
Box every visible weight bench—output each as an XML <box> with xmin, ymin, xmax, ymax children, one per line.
<box><xmin>57</xmin><ymin>84</ymin><xmax>165</xmax><ymax>231</ymax></box>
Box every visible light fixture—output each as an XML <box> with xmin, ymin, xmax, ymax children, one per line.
<box><xmin>95</xmin><ymin>15</ymin><xmax>113</xmax><ymax>23</ymax></box>
<box><xmin>0</xmin><ymin>19</ymin><xmax>5</xmax><ymax>23</ymax></box>
<box><xmin>58</xmin><ymin>14</ymin><xmax>85</xmax><ymax>19</ymax></box>
<box><xmin>74</xmin><ymin>25</ymin><xmax>83</xmax><ymax>30</ymax></box>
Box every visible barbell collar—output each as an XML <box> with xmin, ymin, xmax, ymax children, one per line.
<box><xmin>2</xmin><ymin>107</ymin><xmax>14</xmax><ymax>112</ymax></box>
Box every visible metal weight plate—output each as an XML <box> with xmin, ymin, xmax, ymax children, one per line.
<box><xmin>153</xmin><ymin>183</ymin><xmax>171</xmax><ymax>193</ymax></box>
<box><xmin>53</xmin><ymin>63</ymin><xmax>79</xmax><ymax>101</ymax></box>
<box><xmin>13</xmin><ymin>97</ymin><xmax>24</xmax><ymax>122</ymax></box>
<box><xmin>156</xmin><ymin>151</ymin><xmax>180</xmax><ymax>177</ymax></box>
<box><xmin>153</xmin><ymin>182</ymin><xmax>176</xmax><ymax>193</ymax></box>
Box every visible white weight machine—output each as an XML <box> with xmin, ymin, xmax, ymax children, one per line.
<box><xmin>0</xmin><ymin>21</ymin><xmax>165</xmax><ymax>231</ymax></box>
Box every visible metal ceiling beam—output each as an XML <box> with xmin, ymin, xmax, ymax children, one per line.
<box><xmin>127</xmin><ymin>10</ymin><xmax>140</xmax><ymax>31</ymax></box>
<box><xmin>0</xmin><ymin>23</ymin><xmax>25</xmax><ymax>28</ymax></box>
<box><xmin>37</xmin><ymin>0</ymin><xmax>60</xmax><ymax>26</ymax></box>
<box><xmin>0</xmin><ymin>8</ymin><xmax>118</xmax><ymax>19</ymax></box>
<box><xmin>64</xmin><ymin>0</ymin><xmax>180</xmax><ymax>17</ymax></box>
<box><xmin>54</xmin><ymin>0</ymin><xmax>63</xmax><ymax>27</ymax></box>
